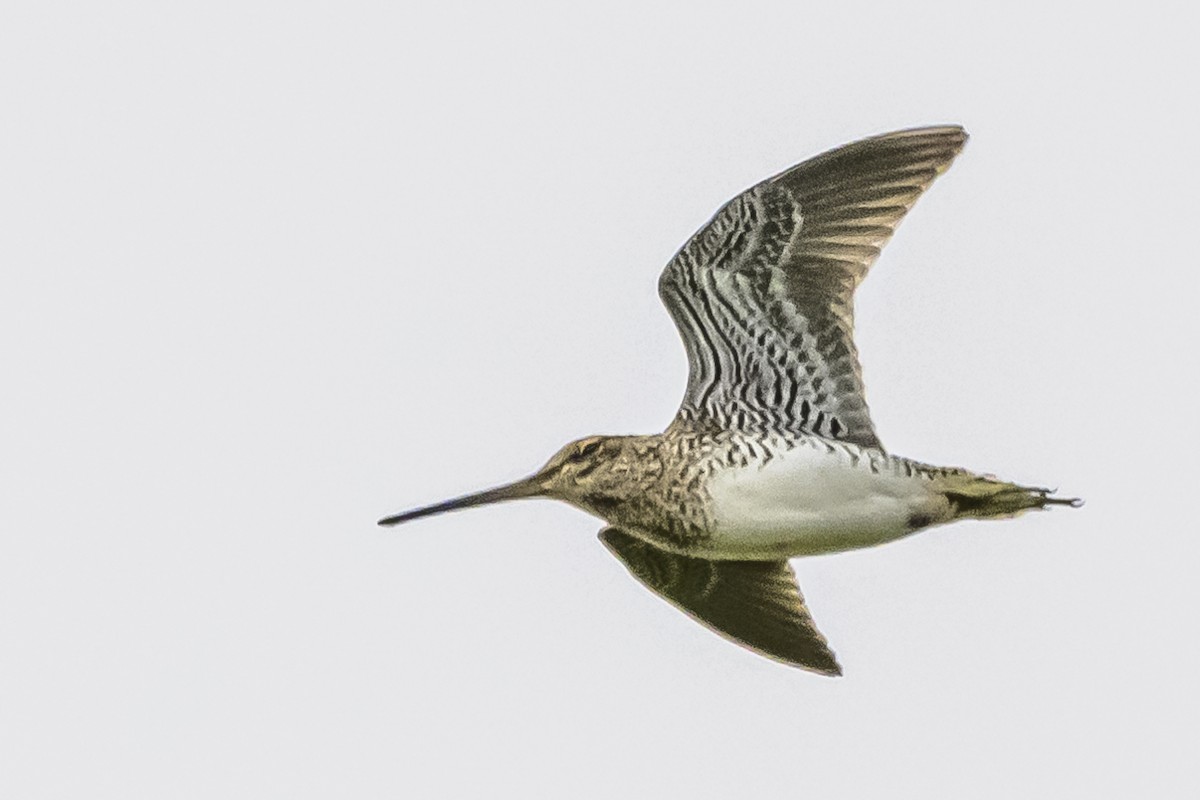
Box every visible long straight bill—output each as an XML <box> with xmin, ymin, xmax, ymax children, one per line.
<box><xmin>377</xmin><ymin>477</ymin><xmax>543</xmax><ymax>526</ymax></box>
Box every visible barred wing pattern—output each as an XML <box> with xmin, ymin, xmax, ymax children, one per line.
<box><xmin>599</xmin><ymin>527</ymin><xmax>840</xmax><ymax>674</ymax></box>
<box><xmin>659</xmin><ymin>126</ymin><xmax>968</xmax><ymax>448</ymax></box>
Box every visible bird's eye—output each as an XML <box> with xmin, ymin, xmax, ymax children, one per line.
<box><xmin>570</xmin><ymin>439</ymin><xmax>602</xmax><ymax>462</ymax></box>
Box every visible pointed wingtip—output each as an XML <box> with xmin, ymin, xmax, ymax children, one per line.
<box><xmin>793</xmin><ymin>645</ymin><xmax>842</xmax><ymax>677</ymax></box>
<box><xmin>816</xmin><ymin>660</ymin><xmax>843</xmax><ymax>677</ymax></box>
<box><xmin>880</xmin><ymin>123</ymin><xmax>968</xmax><ymax>147</ymax></box>
<box><xmin>777</xmin><ymin>650</ymin><xmax>841</xmax><ymax>676</ymax></box>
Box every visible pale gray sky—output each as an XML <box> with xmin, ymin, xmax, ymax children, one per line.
<box><xmin>3</xmin><ymin>2</ymin><xmax>1197</xmax><ymax>797</ymax></box>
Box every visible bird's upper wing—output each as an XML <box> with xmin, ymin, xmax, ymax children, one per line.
<box><xmin>659</xmin><ymin>126</ymin><xmax>968</xmax><ymax>448</ymax></box>
<box><xmin>598</xmin><ymin>527</ymin><xmax>840</xmax><ymax>675</ymax></box>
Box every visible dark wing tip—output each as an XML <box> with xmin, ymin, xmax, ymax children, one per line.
<box><xmin>812</xmin><ymin>658</ymin><xmax>843</xmax><ymax>677</ymax></box>
<box><xmin>880</xmin><ymin>123</ymin><xmax>968</xmax><ymax>146</ymax></box>
<box><xmin>768</xmin><ymin>628</ymin><xmax>842</xmax><ymax>676</ymax></box>
<box><xmin>772</xmin><ymin>124</ymin><xmax>970</xmax><ymax>189</ymax></box>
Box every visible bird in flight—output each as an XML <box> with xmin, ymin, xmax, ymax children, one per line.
<box><xmin>380</xmin><ymin>126</ymin><xmax>1079</xmax><ymax>675</ymax></box>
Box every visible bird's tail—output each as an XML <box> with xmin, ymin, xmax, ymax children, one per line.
<box><xmin>935</xmin><ymin>472</ymin><xmax>1083</xmax><ymax>521</ymax></box>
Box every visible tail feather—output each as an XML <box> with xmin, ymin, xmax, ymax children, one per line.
<box><xmin>937</xmin><ymin>474</ymin><xmax>1082</xmax><ymax>520</ymax></box>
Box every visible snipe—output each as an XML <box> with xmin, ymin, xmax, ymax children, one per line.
<box><xmin>380</xmin><ymin>126</ymin><xmax>1079</xmax><ymax>675</ymax></box>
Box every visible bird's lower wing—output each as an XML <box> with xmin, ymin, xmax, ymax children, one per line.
<box><xmin>598</xmin><ymin>527</ymin><xmax>841</xmax><ymax>675</ymax></box>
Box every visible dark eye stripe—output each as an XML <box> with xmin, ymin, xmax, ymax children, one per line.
<box><xmin>573</xmin><ymin>440</ymin><xmax>602</xmax><ymax>461</ymax></box>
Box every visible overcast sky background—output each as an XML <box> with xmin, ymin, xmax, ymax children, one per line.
<box><xmin>3</xmin><ymin>2</ymin><xmax>1197</xmax><ymax>797</ymax></box>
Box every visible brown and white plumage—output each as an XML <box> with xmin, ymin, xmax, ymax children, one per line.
<box><xmin>381</xmin><ymin>126</ymin><xmax>1079</xmax><ymax>676</ymax></box>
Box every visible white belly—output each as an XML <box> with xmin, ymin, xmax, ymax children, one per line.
<box><xmin>702</xmin><ymin>443</ymin><xmax>946</xmax><ymax>559</ymax></box>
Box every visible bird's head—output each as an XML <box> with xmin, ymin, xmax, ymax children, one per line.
<box><xmin>377</xmin><ymin>434</ymin><xmax>631</xmax><ymax>527</ymax></box>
